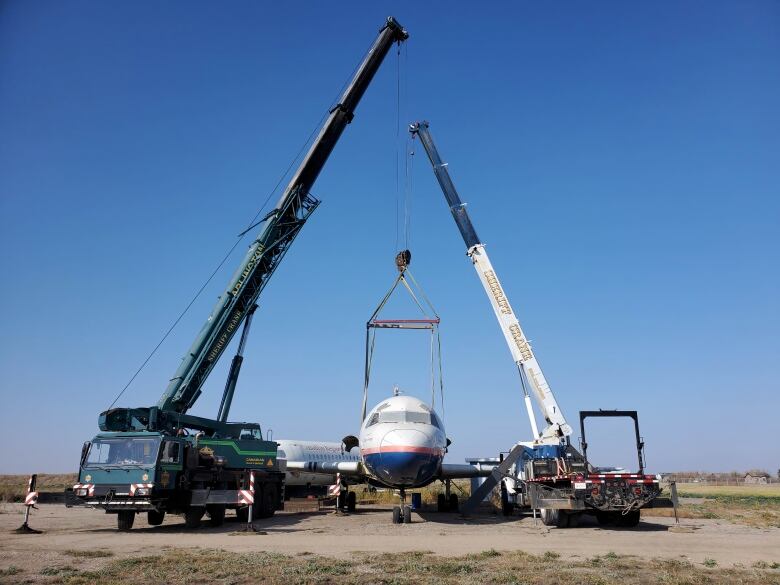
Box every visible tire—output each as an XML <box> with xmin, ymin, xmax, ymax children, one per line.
<box><xmin>403</xmin><ymin>505</ymin><xmax>412</xmax><ymax>524</ymax></box>
<box><xmin>596</xmin><ymin>512</ymin><xmax>612</xmax><ymax>526</ymax></box>
<box><xmin>147</xmin><ymin>510</ymin><xmax>165</xmax><ymax>526</ymax></box>
<box><xmin>617</xmin><ymin>510</ymin><xmax>640</xmax><ymax>527</ymax></box>
<box><xmin>184</xmin><ymin>507</ymin><xmax>205</xmax><ymax>529</ymax></box>
<box><xmin>437</xmin><ymin>494</ymin><xmax>447</xmax><ymax>513</ymax></box>
<box><xmin>117</xmin><ymin>511</ymin><xmax>135</xmax><ymax>531</ymax></box>
<box><xmin>540</xmin><ymin>508</ymin><xmax>569</xmax><ymax>527</ymax></box>
<box><xmin>448</xmin><ymin>494</ymin><xmax>459</xmax><ymax>513</ymax></box>
<box><xmin>392</xmin><ymin>506</ymin><xmax>401</xmax><ymax>524</ymax></box>
<box><xmin>207</xmin><ymin>504</ymin><xmax>226</xmax><ymax>527</ymax></box>
<box><xmin>259</xmin><ymin>484</ymin><xmax>278</xmax><ymax>519</ymax></box>
<box><xmin>501</xmin><ymin>485</ymin><xmax>513</xmax><ymax>517</ymax></box>
<box><xmin>236</xmin><ymin>506</ymin><xmax>249</xmax><ymax>523</ymax></box>
<box><xmin>347</xmin><ymin>491</ymin><xmax>357</xmax><ymax>513</ymax></box>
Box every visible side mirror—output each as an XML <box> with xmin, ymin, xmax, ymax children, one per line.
<box><xmin>266</xmin><ymin>429</ymin><xmax>273</xmax><ymax>442</ymax></box>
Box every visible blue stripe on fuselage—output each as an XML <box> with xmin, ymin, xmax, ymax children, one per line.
<box><xmin>363</xmin><ymin>452</ymin><xmax>441</xmax><ymax>488</ymax></box>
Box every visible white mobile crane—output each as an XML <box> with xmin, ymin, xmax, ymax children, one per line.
<box><xmin>411</xmin><ymin>121</ymin><xmax>669</xmax><ymax>527</ymax></box>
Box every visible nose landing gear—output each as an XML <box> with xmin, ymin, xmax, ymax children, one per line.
<box><xmin>392</xmin><ymin>489</ymin><xmax>413</xmax><ymax>524</ymax></box>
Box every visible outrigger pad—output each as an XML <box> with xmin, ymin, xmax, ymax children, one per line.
<box><xmin>14</xmin><ymin>523</ymin><xmax>42</xmax><ymax>534</ymax></box>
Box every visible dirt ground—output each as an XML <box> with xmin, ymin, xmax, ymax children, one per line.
<box><xmin>1</xmin><ymin>502</ymin><xmax>779</xmax><ymax>577</ymax></box>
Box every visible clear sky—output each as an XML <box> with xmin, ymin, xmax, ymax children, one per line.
<box><xmin>1</xmin><ymin>1</ymin><xmax>778</xmax><ymax>474</ymax></box>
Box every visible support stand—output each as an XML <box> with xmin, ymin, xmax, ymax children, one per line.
<box><xmin>240</xmin><ymin>471</ymin><xmax>263</xmax><ymax>533</ymax></box>
<box><xmin>15</xmin><ymin>475</ymin><xmax>42</xmax><ymax>534</ymax></box>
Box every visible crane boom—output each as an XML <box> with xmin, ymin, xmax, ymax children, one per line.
<box><xmin>99</xmin><ymin>17</ymin><xmax>408</xmax><ymax>434</ymax></box>
<box><xmin>410</xmin><ymin>121</ymin><xmax>572</xmax><ymax>444</ymax></box>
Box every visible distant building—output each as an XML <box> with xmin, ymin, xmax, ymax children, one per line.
<box><xmin>744</xmin><ymin>471</ymin><xmax>770</xmax><ymax>484</ymax></box>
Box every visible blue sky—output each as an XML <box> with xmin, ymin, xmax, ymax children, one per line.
<box><xmin>1</xmin><ymin>1</ymin><xmax>778</xmax><ymax>474</ymax></box>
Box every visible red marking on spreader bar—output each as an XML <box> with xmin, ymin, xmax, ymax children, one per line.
<box><xmin>370</xmin><ymin>319</ymin><xmax>441</xmax><ymax>324</ymax></box>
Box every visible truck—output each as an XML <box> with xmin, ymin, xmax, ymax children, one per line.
<box><xmin>410</xmin><ymin>121</ymin><xmax>667</xmax><ymax>527</ymax></box>
<box><xmin>73</xmin><ymin>16</ymin><xmax>409</xmax><ymax>530</ymax></box>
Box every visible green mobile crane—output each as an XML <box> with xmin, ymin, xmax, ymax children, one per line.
<box><xmin>73</xmin><ymin>17</ymin><xmax>409</xmax><ymax>530</ymax></box>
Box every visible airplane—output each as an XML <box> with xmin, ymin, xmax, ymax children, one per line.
<box><xmin>276</xmin><ymin>440</ymin><xmax>359</xmax><ymax>498</ymax></box>
<box><xmin>281</xmin><ymin>390</ymin><xmax>490</xmax><ymax>523</ymax></box>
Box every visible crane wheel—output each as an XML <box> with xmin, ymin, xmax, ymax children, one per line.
<box><xmin>207</xmin><ymin>504</ymin><xmax>226</xmax><ymax>527</ymax></box>
<box><xmin>258</xmin><ymin>484</ymin><xmax>277</xmax><ymax>519</ymax></box>
<box><xmin>184</xmin><ymin>507</ymin><xmax>205</xmax><ymax>529</ymax></box>
<box><xmin>541</xmin><ymin>508</ymin><xmax>569</xmax><ymax>527</ymax></box>
<box><xmin>117</xmin><ymin>511</ymin><xmax>135</xmax><ymax>531</ymax></box>
<box><xmin>236</xmin><ymin>506</ymin><xmax>249</xmax><ymax>522</ymax></box>
<box><xmin>617</xmin><ymin>510</ymin><xmax>640</xmax><ymax>527</ymax></box>
<box><xmin>596</xmin><ymin>512</ymin><xmax>612</xmax><ymax>526</ymax></box>
<box><xmin>147</xmin><ymin>510</ymin><xmax>165</xmax><ymax>526</ymax></box>
<box><xmin>347</xmin><ymin>491</ymin><xmax>357</xmax><ymax>513</ymax></box>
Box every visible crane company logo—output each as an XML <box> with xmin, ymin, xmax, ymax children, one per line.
<box><xmin>207</xmin><ymin>309</ymin><xmax>244</xmax><ymax>362</ymax></box>
<box><xmin>483</xmin><ymin>271</ymin><xmax>512</xmax><ymax>315</ymax></box>
<box><xmin>199</xmin><ymin>446</ymin><xmax>215</xmax><ymax>458</ymax></box>
<box><xmin>509</xmin><ymin>324</ymin><xmax>533</xmax><ymax>361</ymax></box>
<box><xmin>231</xmin><ymin>244</ymin><xmax>266</xmax><ymax>295</ymax></box>
<box><xmin>160</xmin><ymin>471</ymin><xmax>170</xmax><ymax>486</ymax></box>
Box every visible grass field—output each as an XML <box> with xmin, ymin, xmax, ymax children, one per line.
<box><xmin>675</xmin><ymin>483</ymin><xmax>780</xmax><ymax>499</ymax></box>
<box><xmin>0</xmin><ymin>474</ymin><xmax>76</xmax><ymax>503</ymax></box>
<box><xmin>2</xmin><ymin>548</ymin><xmax>777</xmax><ymax>585</ymax></box>
<box><xmin>642</xmin><ymin>482</ymin><xmax>780</xmax><ymax>528</ymax></box>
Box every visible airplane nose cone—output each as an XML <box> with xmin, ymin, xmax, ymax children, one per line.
<box><xmin>372</xmin><ymin>429</ymin><xmax>440</xmax><ymax>487</ymax></box>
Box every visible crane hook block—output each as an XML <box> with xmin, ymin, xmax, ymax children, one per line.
<box><xmin>395</xmin><ymin>249</ymin><xmax>411</xmax><ymax>272</ymax></box>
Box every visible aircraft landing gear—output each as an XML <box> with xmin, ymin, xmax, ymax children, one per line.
<box><xmin>393</xmin><ymin>490</ymin><xmax>412</xmax><ymax>524</ymax></box>
<box><xmin>436</xmin><ymin>480</ymin><xmax>459</xmax><ymax>512</ymax></box>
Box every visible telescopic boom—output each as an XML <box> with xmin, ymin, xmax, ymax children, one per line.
<box><xmin>100</xmin><ymin>18</ymin><xmax>408</xmax><ymax>434</ymax></box>
<box><xmin>410</xmin><ymin>121</ymin><xmax>571</xmax><ymax>444</ymax></box>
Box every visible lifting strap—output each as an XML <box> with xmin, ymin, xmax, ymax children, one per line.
<box><xmin>361</xmin><ymin>252</ymin><xmax>445</xmax><ymax>423</ymax></box>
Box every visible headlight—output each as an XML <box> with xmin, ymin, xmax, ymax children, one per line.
<box><xmin>76</xmin><ymin>488</ymin><xmax>88</xmax><ymax>497</ymax></box>
<box><xmin>134</xmin><ymin>488</ymin><xmax>150</xmax><ymax>496</ymax></box>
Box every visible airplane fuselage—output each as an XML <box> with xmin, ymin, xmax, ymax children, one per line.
<box><xmin>359</xmin><ymin>395</ymin><xmax>447</xmax><ymax>489</ymax></box>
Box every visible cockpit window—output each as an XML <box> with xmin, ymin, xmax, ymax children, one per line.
<box><xmin>377</xmin><ymin>411</ymin><xmax>431</xmax><ymax>424</ymax></box>
<box><xmin>366</xmin><ymin>412</ymin><xmax>380</xmax><ymax>427</ymax></box>
<box><xmin>431</xmin><ymin>412</ymin><xmax>444</xmax><ymax>430</ymax></box>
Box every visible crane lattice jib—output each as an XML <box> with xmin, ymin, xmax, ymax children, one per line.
<box><xmin>158</xmin><ymin>18</ymin><xmax>409</xmax><ymax>414</ymax></box>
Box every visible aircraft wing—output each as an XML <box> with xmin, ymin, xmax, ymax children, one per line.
<box><xmin>437</xmin><ymin>463</ymin><xmax>495</xmax><ymax>479</ymax></box>
<box><xmin>284</xmin><ymin>460</ymin><xmax>365</xmax><ymax>479</ymax></box>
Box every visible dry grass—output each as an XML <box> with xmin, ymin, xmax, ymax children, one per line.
<box><xmin>3</xmin><ymin>548</ymin><xmax>776</xmax><ymax>585</ymax></box>
<box><xmin>356</xmin><ymin>480</ymin><xmax>473</xmax><ymax>506</ymax></box>
<box><xmin>0</xmin><ymin>474</ymin><xmax>77</xmax><ymax>502</ymax></box>
<box><xmin>643</xmin><ymin>483</ymin><xmax>780</xmax><ymax>528</ymax></box>
<box><xmin>675</xmin><ymin>483</ymin><xmax>780</xmax><ymax>498</ymax></box>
